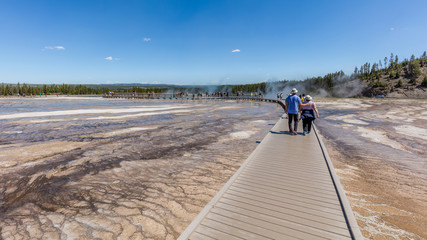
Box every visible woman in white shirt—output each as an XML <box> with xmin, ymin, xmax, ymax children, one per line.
<box><xmin>300</xmin><ymin>95</ymin><xmax>319</xmax><ymax>136</ymax></box>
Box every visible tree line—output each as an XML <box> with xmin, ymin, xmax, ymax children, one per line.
<box><xmin>0</xmin><ymin>83</ymin><xmax>174</xmax><ymax>96</ymax></box>
<box><xmin>229</xmin><ymin>82</ymin><xmax>267</xmax><ymax>94</ymax></box>
<box><xmin>0</xmin><ymin>83</ymin><xmax>112</xmax><ymax>96</ymax></box>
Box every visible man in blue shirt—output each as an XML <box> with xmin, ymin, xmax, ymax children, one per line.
<box><xmin>285</xmin><ymin>88</ymin><xmax>302</xmax><ymax>135</ymax></box>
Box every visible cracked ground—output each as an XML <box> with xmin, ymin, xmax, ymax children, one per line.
<box><xmin>0</xmin><ymin>97</ymin><xmax>281</xmax><ymax>239</ymax></box>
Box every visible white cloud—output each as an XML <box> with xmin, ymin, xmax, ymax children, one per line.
<box><xmin>44</xmin><ymin>46</ymin><xmax>65</xmax><ymax>50</ymax></box>
<box><xmin>144</xmin><ymin>37</ymin><xmax>151</xmax><ymax>42</ymax></box>
<box><xmin>231</xmin><ymin>49</ymin><xmax>241</xmax><ymax>53</ymax></box>
<box><xmin>105</xmin><ymin>56</ymin><xmax>120</xmax><ymax>61</ymax></box>
<box><xmin>390</xmin><ymin>27</ymin><xmax>395</xmax><ymax>31</ymax></box>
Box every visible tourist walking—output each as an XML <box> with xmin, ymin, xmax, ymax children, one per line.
<box><xmin>285</xmin><ymin>88</ymin><xmax>301</xmax><ymax>135</ymax></box>
<box><xmin>300</xmin><ymin>95</ymin><xmax>319</xmax><ymax>136</ymax></box>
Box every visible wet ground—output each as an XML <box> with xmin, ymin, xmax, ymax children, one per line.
<box><xmin>315</xmin><ymin>98</ymin><xmax>427</xmax><ymax>240</ymax></box>
<box><xmin>0</xmin><ymin>97</ymin><xmax>281</xmax><ymax>239</ymax></box>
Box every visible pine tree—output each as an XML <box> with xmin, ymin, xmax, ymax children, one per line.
<box><xmin>421</xmin><ymin>76</ymin><xmax>427</xmax><ymax>87</ymax></box>
<box><xmin>396</xmin><ymin>65</ymin><xmax>402</xmax><ymax>77</ymax></box>
<box><xmin>408</xmin><ymin>60</ymin><xmax>422</xmax><ymax>78</ymax></box>
<box><xmin>389</xmin><ymin>70</ymin><xmax>395</xmax><ymax>79</ymax></box>
<box><xmin>5</xmin><ymin>84</ymin><xmax>11</xmax><ymax>95</ymax></box>
<box><xmin>395</xmin><ymin>70</ymin><xmax>400</xmax><ymax>78</ymax></box>
<box><xmin>22</xmin><ymin>83</ymin><xmax>28</xmax><ymax>94</ymax></box>
<box><xmin>371</xmin><ymin>63</ymin><xmax>376</xmax><ymax>73</ymax></box>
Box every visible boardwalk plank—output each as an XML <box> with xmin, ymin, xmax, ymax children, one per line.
<box><xmin>213</xmin><ymin>203</ymin><xmax>350</xmax><ymax>240</ymax></box>
<box><xmin>248</xmin><ymin>161</ymin><xmax>328</xmax><ymax>171</ymax></box>
<box><xmin>240</xmin><ymin>168</ymin><xmax>334</xmax><ymax>186</ymax></box>
<box><xmin>228</xmin><ymin>183</ymin><xmax>343</xmax><ymax>211</ymax></box>
<box><xmin>227</xmin><ymin>186</ymin><xmax>345</xmax><ymax>216</ymax></box>
<box><xmin>218</xmin><ymin>198</ymin><xmax>351</xmax><ymax>238</ymax></box>
<box><xmin>237</xmin><ymin>173</ymin><xmax>337</xmax><ymax>195</ymax></box>
<box><xmin>234</xmin><ymin>178</ymin><xmax>339</xmax><ymax>201</ymax></box>
<box><xmin>238</xmin><ymin>171</ymin><xmax>336</xmax><ymax>193</ymax></box>
<box><xmin>200</xmin><ymin>218</ymin><xmax>272</xmax><ymax>240</ymax></box>
<box><xmin>224</xmin><ymin>189</ymin><xmax>344</xmax><ymax>222</ymax></box>
<box><xmin>245</xmin><ymin>164</ymin><xmax>332</xmax><ymax>180</ymax></box>
<box><xmin>220</xmin><ymin>194</ymin><xmax>350</xmax><ymax>231</ymax></box>
<box><xmin>191</xmin><ymin>225</ymin><xmax>242</xmax><ymax>240</ymax></box>
<box><xmin>207</xmin><ymin>212</ymin><xmax>300</xmax><ymax>240</ymax></box>
<box><xmin>189</xmin><ymin>231</ymin><xmax>217</xmax><ymax>240</ymax></box>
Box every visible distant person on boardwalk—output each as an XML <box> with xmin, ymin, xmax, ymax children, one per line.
<box><xmin>300</xmin><ymin>95</ymin><xmax>319</xmax><ymax>136</ymax></box>
<box><xmin>285</xmin><ymin>88</ymin><xmax>301</xmax><ymax>135</ymax></box>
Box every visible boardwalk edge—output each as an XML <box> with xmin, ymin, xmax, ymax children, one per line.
<box><xmin>313</xmin><ymin>125</ymin><xmax>364</xmax><ymax>240</ymax></box>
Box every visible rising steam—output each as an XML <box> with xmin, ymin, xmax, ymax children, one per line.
<box><xmin>264</xmin><ymin>74</ymin><xmax>365</xmax><ymax>99</ymax></box>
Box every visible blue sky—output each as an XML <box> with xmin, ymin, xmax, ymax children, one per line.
<box><xmin>1</xmin><ymin>0</ymin><xmax>426</xmax><ymax>85</ymax></box>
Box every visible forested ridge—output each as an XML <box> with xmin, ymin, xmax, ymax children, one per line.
<box><xmin>357</xmin><ymin>52</ymin><xmax>427</xmax><ymax>97</ymax></box>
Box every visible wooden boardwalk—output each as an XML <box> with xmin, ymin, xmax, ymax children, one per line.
<box><xmin>179</xmin><ymin>116</ymin><xmax>363</xmax><ymax>240</ymax></box>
